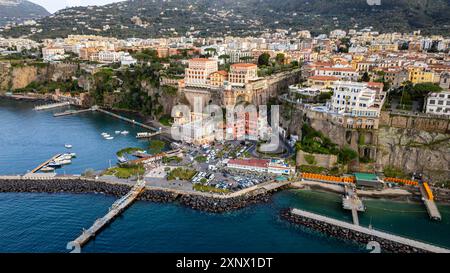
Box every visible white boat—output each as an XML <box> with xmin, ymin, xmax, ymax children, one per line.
<box><xmin>102</xmin><ymin>134</ymin><xmax>111</xmax><ymax>138</ymax></box>
<box><xmin>121</xmin><ymin>131</ymin><xmax>129</xmax><ymax>135</ymax></box>
<box><xmin>48</xmin><ymin>161</ymin><xmax>61</xmax><ymax>168</ymax></box>
<box><xmin>65</xmin><ymin>144</ymin><xmax>73</xmax><ymax>149</ymax></box>
<box><xmin>41</xmin><ymin>166</ymin><xmax>55</xmax><ymax>172</ymax></box>
<box><xmin>55</xmin><ymin>159</ymin><xmax>72</xmax><ymax>165</ymax></box>
<box><xmin>59</xmin><ymin>154</ymin><xmax>73</xmax><ymax>160</ymax></box>
<box><xmin>115</xmin><ymin>131</ymin><xmax>121</xmax><ymax>134</ymax></box>
<box><xmin>105</xmin><ymin>137</ymin><xmax>114</xmax><ymax>140</ymax></box>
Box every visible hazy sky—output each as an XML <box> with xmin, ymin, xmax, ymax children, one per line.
<box><xmin>29</xmin><ymin>0</ymin><xmax>124</xmax><ymax>13</ymax></box>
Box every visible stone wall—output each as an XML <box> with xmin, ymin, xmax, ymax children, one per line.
<box><xmin>380</xmin><ymin>111</ymin><xmax>450</xmax><ymax>134</ymax></box>
<box><xmin>296</xmin><ymin>150</ymin><xmax>338</xmax><ymax>169</ymax></box>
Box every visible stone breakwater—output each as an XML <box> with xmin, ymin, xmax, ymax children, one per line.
<box><xmin>0</xmin><ymin>178</ymin><xmax>288</xmax><ymax>213</ymax></box>
<box><xmin>280</xmin><ymin>209</ymin><xmax>429</xmax><ymax>253</ymax></box>
<box><xmin>0</xmin><ymin>178</ymin><xmax>131</xmax><ymax>197</ymax></box>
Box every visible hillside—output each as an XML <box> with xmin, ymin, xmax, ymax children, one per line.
<box><xmin>1</xmin><ymin>0</ymin><xmax>449</xmax><ymax>39</ymax></box>
<box><xmin>0</xmin><ymin>0</ymin><xmax>50</xmax><ymax>26</ymax></box>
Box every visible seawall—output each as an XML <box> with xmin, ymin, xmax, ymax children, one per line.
<box><xmin>0</xmin><ymin>177</ymin><xmax>288</xmax><ymax>213</ymax></box>
<box><xmin>280</xmin><ymin>208</ymin><xmax>450</xmax><ymax>253</ymax></box>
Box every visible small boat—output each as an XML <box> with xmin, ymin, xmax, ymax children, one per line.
<box><xmin>69</xmin><ymin>153</ymin><xmax>77</xmax><ymax>158</ymax></box>
<box><xmin>117</xmin><ymin>156</ymin><xmax>128</xmax><ymax>163</ymax></box>
<box><xmin>65</xmin><ymin>144</ymin><xmax>73</xmax><ymax>149</ymax></box>
<box><xmin>55</xmin><ymin>159</ymin><xmax>72</xmax><ymax>165</ymax></box>
<box><xmin>48</xmin><ymin>161</ymin><xmax>61</xmax><ymax>168</ymax></box>
<box><xmin>59</xmin><ymin>155</ymin><xmax>73</xmax><ymax>161</ymax></box>
<box><xmin>115</xmin><ymin>131</ymin><xmax>121</xmax><ymax>134</ymax></box>
<box><xmin>121</xmin><ymin>131</ymin><xmax>129</xmax><ymax>135</ymax></box>
<box><xmin>41</xmin><ymin>166</ymin><xmax>55</xmax><ymax>172</ymax></box>
<box><xmin>105</xmin><ymin>136</ymin><xmax>114</xmax><ymax>140</ymax></box>
<box><xmin>102</xmin><ymin>134</ymin><xmax>111</xmax><ymax>138</ymax></box>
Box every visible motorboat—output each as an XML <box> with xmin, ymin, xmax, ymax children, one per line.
<box><xmin>65</xmin><ymin>144</ymin><xmax>73</xmax><ymax>149</ymax></box>
<box><xmin>69</xmin><ymin>153</ymin><xmax>77</xmax><ymax>158</ymax></box>
<box><xmin>105</xmin><ymin>136</ymin><xmax>114</xmax><ymax>140</ymax></box>
<box><xmin>41</xmin><ymin>166</ymin><xmax>55</xmax><ymax>172</ymax></box>
<box><xmin>48</xmin><ymin>161</ymin><xmax>62</xmax><ymax>168</ymax></box>
<box><xmin>55</xmin><ymin>159</ymin><xmax>72</xmax><ymax>165</ymax></box>
<box><xmin>121</xmin><ymin>131</ymin><xmax>129</xmax><ymax>135</ymax></box>
<box><xmin>115</xmin><ymin>131</ymin><xmax>121</xmax><ymax>134</ymax></box>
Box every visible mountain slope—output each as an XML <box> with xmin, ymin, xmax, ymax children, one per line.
<box><xmin>2</xmin><ymin>0</ymin><xmax>449</xmax><ymax>39</ymax></box>
<box><xmin>0</xmin><ymin>0</ymin><xmax>50</xmax><ymax>25</ymax></box>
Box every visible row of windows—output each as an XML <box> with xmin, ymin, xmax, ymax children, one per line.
<box><xmin>428</xmin><ymin>100</ymin><xmax>450</xmax><ymax>106</ymax></box>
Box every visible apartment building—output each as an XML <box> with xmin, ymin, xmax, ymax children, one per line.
<box><xmin>228</xmin><ymin>63</ymin><xmax>258</xmax><ymax>87</ymax></box>
<box><xmin>184</xmin><ymin>58</ymin><xmax>218</xmax><ymax>88</ymax></box>
<box><xmin>425</xmin><ymin>91</ymin><xmax>450</xmax><ymax>116</ymax></box>
<box><xmin>42</xmin><ymin>47</ymin><xmax>65</xmax><ymax>62</ymax></box>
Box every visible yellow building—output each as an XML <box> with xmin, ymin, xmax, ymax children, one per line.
<box><xmin>209</xmin><ymin>70</ymin><xmax>228</xmax><ymax>89</ymax></box>
<box><xmin>408</xmin><ymin>67</ymin><xmax>437</xmax><ymax>84</ymax></box>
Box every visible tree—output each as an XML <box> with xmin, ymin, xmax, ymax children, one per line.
<box><xmin>338</xmin><ymin>147</ymin><xmax>358</xmax><ymax>164</ymax></box>
<box><xmin>361</xmin><ymin>72</ymin><xmax>370</xmax><ymax>82</ymax></box>
<box><xmin>258</xmin><ymin>53</ymin><xmax>271</xmax><ymax>66</ymax></box>
<box><xmin>218</xmin><ymin>54</ymin><xmax>230</xmax><ymax>64</ymax></box>
<box><xmin>275</xmin><ymin>53</ymin><xmax>285</xmax><ymax>64</ymax></box>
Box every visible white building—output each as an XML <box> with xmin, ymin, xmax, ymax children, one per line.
<box><xmin>226</xmin><ymin>159</ymin><xmax>295</xmax><ymax>175</ymax></box>
<box><xmin>184</xmin><ymin>58</ymin><xmax>218</xmax><ymax>88</ymax></box>
<box><xmin>330</xmin><ymin>81</ymin><xmax>381</xmax><ymax>117</ymax></box>
<box><xmin>425</xmin><ymin>91</ymin><xmax>450</xmax><ymax>116</ymax></box>
<box><xmin>120</xmin><ymin>52</ymin><xmax>137</xmax><ymax>66</ymax></box>
<box><xmin>42</xmin><ymin>47</ymin><xmax>65</xmax><ymax>62</ymax></box>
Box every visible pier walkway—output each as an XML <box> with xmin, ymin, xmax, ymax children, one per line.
<box><xmin>54</xmin><ymin>108</ymin><xmax>92</xmax><ymax>117</ymax></box>
<box><xmin>419</xmin><ymin>182</ymin><xmax>442</xmax><ymax>221</ymax></box>
<box><xmin>27</xmin><ymin>154</ymin><xmax>61</xmax><ymax>174</ymax></box>
<box><xmin>34</xmin><ymin>102</ymin><xmax>70</xmax><ymax>111</ymax></box>
<box><xmin>342</xmin><ymin>185</ymin><xmax>365</xmax><ymax>226</ymax></box>
<box><xmin>291</xmin><ymin>208</ymin><xmax>450</xmax><ymax>253</ymax></box>
<box><xmin>68</xmin><ymin>180</ymin><xmax>146</xmax><ymax>249</ymax></box>
<box><xmin>94</xmin><ymin>107</ymin><xmax>161</xmax><ymax>132</ymax></box>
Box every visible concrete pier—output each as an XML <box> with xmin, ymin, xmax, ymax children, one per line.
<box><xmin>54</xmin><ymin>108</ymin><xmax>92</xmax><ymax>117</ymax></box>
<box><xmin>68</xmin><ymin>180</ymin><xmax>145</xmax><ymax>249</ymax></box>
<box><xmin>419</xmin><ymin>183</ymin><xmax>442</xmax><ymax>221</ymax></box>
<box><xmin>288</xmin><ymin>208</ymin><xmax>450</xmax><ymax>253</ymax></box>
<box><xmin>95</xmin><ymin>107</ymin><xmax>160</xmax><ymax>132</ymax></box>
<box><xmin>342</xmin><ymin>185</ymin><xmax>365</xmax><ymax>226</ymax></box>
<box><xmin>34</xmin><ymin>102</ymin><xmax>70</xmax><ymax>111</ymax></box>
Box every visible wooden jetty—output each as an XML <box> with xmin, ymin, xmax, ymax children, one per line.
<box><xmin>28</xmin><ymin>154</ymin><xmax>62</xmax><ymax>174</ymax></box>
<box><xmin>419</xmin><ymin>182</ymin><xmax>442</xmax><ymax>221</ymax></box>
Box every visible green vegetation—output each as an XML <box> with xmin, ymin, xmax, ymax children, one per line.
<box><xmin>162</xmin><ymin>156</ymin><xmax>182</xmax><ymax>164</ymax></box>
<box><xmin>383</xmin><ymin>166</ymin><xmax>409</xmax><ymax>179</ymax></box>
<box><xmin>105</xmin><ymin>163</ymin><xmax>145</xmax><ymax>179</ymax></box>
<box><xmin>304</xmin><ymin>154</ymin><xmax>317</xmax><ymax>165</ymax></box>
<box><xmin>159</xmin><ymin>114</ymin><xmax>174</xmax><ymax>126</ymax></box>
<box><xmin>299</xmin><ymin>165</ymin><xmax>327</xmax><ymax>174</ymax></box>
<box><xmin>116</xmin><ymin>147</ymin><xmax>142</xmax><ymax>157</ymax></box>
<box><xmin>193</xmin><ymin>184</ymin><xmax>230</xmax><ymax>194</ymax></box>
<box><xmin>167</xmin><ymin>168</ymin><xmax>197</xmax><ymax>181</ymax></box>
<box><xmin>148</xmin><ymin>140</ymin><xmax>166</xmax><ymax>154</ymax></box>
<box><xmin>195</xmin><ymin>156</ymin><xmax>207</xmax><ymax>163</ymax></box>
<box><xmin>297</xmin><ymin>124</ymin><xmax>358</xmax><ymax>165</ymax></box>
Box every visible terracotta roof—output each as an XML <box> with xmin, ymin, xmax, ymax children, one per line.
<box><xmin>368</xmin><ymin>82</ymin><xmax>384</xmax><ymax>88</ymax></box>
<box><xmin>190</xmin><ymin>58</ymin><xmax>214</xmax><ymax>62</ymax></box>
<box><xmin>308</xmin><ymin>75</ymin><xmax>339</xmax><ymax>81</ymax></box>
<box><xmin>212</xmin><ymin>70</ymin><xmax>228</xmax><ymax>76</ymax></box>
<box><xmin>319</xmin><ymin>67</ymin><xmax>356</xmax><ymax>72</ymax></box>
<box><xmin>231</xmin><ymin>63</ymin><xmax>257</xmax><ymax>68</ymax></box>
<box><xmin>228</xmin><ymin>159</ymin><xmax>268</xmax><ymax>168</ymax></box>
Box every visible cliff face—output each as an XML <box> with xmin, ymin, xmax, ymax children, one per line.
<box><xmin>0</xmin><ymin>62</ymin><xmax>78</xmax><ymax>91</ymax></box>
<box><xmin>377</xmin><ymin>127</ymin><xmax>450</xmax><ymax>183</ymax></box>
<box><xmin>305</xmin><ymin>110</ymin><xmax>449</xmax><ymax>183</ymax></box>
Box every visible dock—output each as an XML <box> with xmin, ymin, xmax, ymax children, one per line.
<box><xmin>419</xmin><ymin>182</ymin><xmax>442</xmax><ymax>221</ymax></box>
<box><xmin>342</xmin><ymin>185</ymin><xmax>365</xmax><ymax>226</ymax></box>
<box><xmin>54</xmin><ymin>108</ymin><xmax>92</xmax><ymax>117</ymax></box>
<box><xmin>34</xmin><ymin>102</ymin><xmax>70</xmax><ymax>111</ymax></box>
<box><xmin>290</xmin><ymin>208</ymin><xmax>450</xmax><ymax>253</ymax></box>
<box><xmin>28</xmin><ymin>154</ymin><xmax>61</xmax><ymax>174</ymax></box>
<box><xmin>95</xmin><ymin>107</ymin><xmax>160</xmax><ymax>132</ymax></box>
<box><xmin>136</xmin><ymin>131</ymin><xmax>162</xmax><ymax>139</ymax></box>
<box><xmin>68</xmin><ymin>180</ymin><xmax>146</xmax><ymax>249</ymax></box>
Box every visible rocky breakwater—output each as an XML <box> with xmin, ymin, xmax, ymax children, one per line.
<box><xmin>179</xmin><ymin>186</ymin><xmax>288</xmax><ymax>213</ymax></box>
<box><xmin>280</xmin><ymin>209</ymin><xmax>435</xmax><ymax>253</ymax></box>
<box><xmin>0</xmin><ymin>177</ymin><xmax>131</xmax><ymax>197</ymax></box>
<box><xmin>138</xmin><ymin>189</ymin><xmax>179</xmax><ymax>203</ymax></box>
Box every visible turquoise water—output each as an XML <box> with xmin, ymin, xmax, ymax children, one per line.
<box><xmin>0</xmin><ymin>98</ymin><xmax>449</xmax><ymax>253</ymax></box>
<box><xmin>0</xmin><ymin>99</ymin><xmax>150</xmax><ymax>174</ymax></box>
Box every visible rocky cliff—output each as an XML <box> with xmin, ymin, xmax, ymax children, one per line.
<box><xmin>0</xmin><ymin>62</ymin><xmax>78</xmax><ymax>91</ymax></box>
<box><xmin>377</xmin><ymin>127</ymin><xmax>450</xmax><ymax>183</ymax></box>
